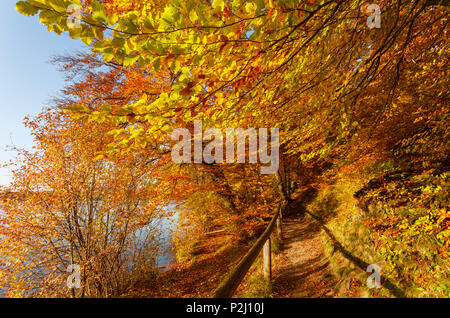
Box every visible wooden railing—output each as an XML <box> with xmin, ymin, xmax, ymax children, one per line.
<box><xmin>211</xmin><ymin>203</ymin><xmax>284</xmax><ymax>298</ymax></box>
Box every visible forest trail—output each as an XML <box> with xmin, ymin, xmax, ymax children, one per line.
<box><xmin>272</xmin><ymin>210</ymin><xmax>337</xmax><ymax>298</ymax></box>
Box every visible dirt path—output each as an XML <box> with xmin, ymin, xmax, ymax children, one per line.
<box><xmin>272</xmin><ymin>215</ymin><xmax>337</xmax><ymax>297</ymax></box>
<box><xmin>130</xmin><ymin>231</ymin><xmax>250</xmax><ymax>298</ymax></box>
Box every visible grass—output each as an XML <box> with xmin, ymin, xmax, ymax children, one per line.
<box><xmin>305</xmin><ymin>168</ymin><xmax>449</xmax><ymax>298</ymax></box>
<box><xmin>234</xmin><ymin>234</ymin><xmax>281</xmax><ymax>298</ymax></box>
<box><xmin>305</xmin><ymin>179</ymin><xmax>399</xmax><ymax>297</ymax></box>
<box><xmin>235</xmin><ymin>253</ymin><xmax>273</xmax><ymax>298</ymax></box>
<box><xmin>239</xmin><ymin>273</ymin><xmax>272</xmax><ymax>298</ymax></box>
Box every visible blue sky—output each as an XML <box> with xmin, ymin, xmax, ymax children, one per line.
<box><xmin>0</xmin><ymin>0</ymin><xmax>86</xmax><ymax>186</ymax></box>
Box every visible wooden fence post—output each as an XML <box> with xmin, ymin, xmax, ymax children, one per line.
<box><xmin>263</xmin><ymin>237</ymin><xmax>271</xmax><ymax>281</ymax></box>
<box><xmin>212</xmin><ymin>204</ymin><xmax>282</xmax><ymax>297</ymax></box>
<box><xmin>276</xmin><ymin>216</ymin><xmax>282</xmax><ymax>240</ymax></box>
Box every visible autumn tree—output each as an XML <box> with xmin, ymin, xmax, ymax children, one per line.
<box><xmin>0</xmin><ymin>107</ymin><xmax>176</xmax><ymax>297</ymax></box>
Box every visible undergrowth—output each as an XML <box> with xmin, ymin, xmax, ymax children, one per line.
<box><xmin>306</xmin><ymin>167</ymin><xmax>449</xmax><ymax>298</ymax></box>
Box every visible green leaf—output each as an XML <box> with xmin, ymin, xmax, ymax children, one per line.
<box><xmin>106</xmin><ymin>14</ymin><xmax>119</xmax><ymax>26</ymax></box>
<box><xmin>102</xmin><ymin>48</ymin><xmax>115</xmax><ymax>62</ymax></box>
<box><xmin>153</xmin><ymin>57</ymin><xmax>161</xmax><ymax>72</ymax></box>
<box><xmin>119</xmin><ymin>17</ymin><xmax>139</xmax><ymax>34</ymax></box>
<box><xmin>47</xmin><ymin>0</ymin><xmax>66</xmax><ymax>12</ymax></box>
<box><xmin>161</xmin><ymin>5</ymin><xmax>180</xmax><ymax>24</ymax></box>
<box><xmin>101</xmin><ymin>104</ymin><xmax>111</xmax><ymax>112</ymax></box>
<box><xmin>212</xmin><ymin>0</ymin><xmax>225</xmax><ymax>11</ymax></box>
<box><xmin>111</xmin><ymin>38</ymin><xmax>125</xmax><ymax>48</ymax></box>
<box><xmin>124</xmin><ymin>54</ymin><xmax>140</xmax><ymax>66</ymax></box>
<box><xmin>38</xmin><ymin>9</ymin><xmax>60</xmax><ymax>25</ymax></box>
<box><xmin>80</xmin><ymin>25</ymin><xmax>94</xmax><ymax>45</ymax></box>
<box><xmin>92</xmin><ymin>27</ymin><xmax>104</xmax><ymax>40</ymax></box>
<box><xmin>91</xmin><ymin>0</ymin><xmax>107</xmax><ymax>22</ymax></box>
<box><xmin>67</xmin><ymin>104</ymin><xmax>90</xmax><ymax>112</ymax></box>
<box><xmin>53</xmin><ymin>22</ymin><xmax>63</xmax><ymax>35</ymax></box>
<box><xmin>93</xmin><ymin>40</ymin><xmax>107</xmax><ymax>52</ymax></box>
<box><xmin>27</xmin><ymin>0</ymin><xmax>50</xmax><ymax>7</ymax></box>
<box><xmin>143</xmin><ymin>17</ymin><xmax>154</xmax><ymax>32</ymax></box>
<box><xmin>68</xmin><ymin>25</ymin><xmax>82</xmax><ymax>39</ymax></box>
<box><xmin>231</xmin><ymin>0</ymin><xmax>244</xmax><ymax>10</ymax></box>
<box><xmin>255</xmin><ymin>0</ymin><xmax>265</xmax><ymax>11</ymax></box>
<box><xmin>189</xmin><ymin>10</ymin><xmax>198</xmax><ymax>22</ymax></box>
<box><xmin>93</xmin><ymin>154</ymin><xmax>105</xmax><ymax>161</ymax></box>
<box><xmin>16</xmin><ymin>1</ymin><xmax>38</xmax><ymax>16</ymax></box>
<box><xmin>245</xmin><ymin>2</ymin><xmax>256</xmax><ymax>14</ymax></box>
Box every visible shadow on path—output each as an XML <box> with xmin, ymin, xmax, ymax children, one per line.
<box><xmin>272</xmin><ymin>212</ymin><xmax>336</xmax><ymax>297</ymax></box>
<box><xmin>305</xmin><ymin>209</ymin><xmax>407</xmax><ymax>298</ymax></box>
<box><xmin>273</xmin><ymin>190</ymin><xmax>407</xmax><ymax>298</ymax></box>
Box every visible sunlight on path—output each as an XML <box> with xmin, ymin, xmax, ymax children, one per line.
<box><xmin>272</xmin><ymin>216</ymin><xmax>337</xmax><ymax>298</ymax></box>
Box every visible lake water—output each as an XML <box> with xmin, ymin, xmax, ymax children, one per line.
<box><xmin>155</xmin><ymin>215</ymin><xmax>175</xmax><ymax>270</ymax></box>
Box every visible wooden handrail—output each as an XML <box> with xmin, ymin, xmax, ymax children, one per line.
<box><xmin>211</xmin><ymin>203</ymin><xmax>284</xmax><ymax>298</ymax></box>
